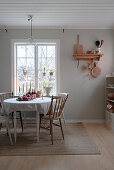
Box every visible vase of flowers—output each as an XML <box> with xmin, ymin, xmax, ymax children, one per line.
<box><xmin>43</xmin><ymin>79</ymin><xmax>52</xmax><ymax>96</ymax></box>
<box><xmin>44</xmin><ymin>87</ymin><xmax>52</xmax><ymax>96</ymax></box>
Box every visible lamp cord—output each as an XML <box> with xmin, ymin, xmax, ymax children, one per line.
<box><xmin>31</xmin><ymin>18</ymin><xmax>32</xmax><ymax>37</ymax></box>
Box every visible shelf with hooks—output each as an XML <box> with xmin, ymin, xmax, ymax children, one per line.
<box><xmin>72</xmin><ymin>53</ymin><xmax>104</xmax><ymax>61</ymax></box>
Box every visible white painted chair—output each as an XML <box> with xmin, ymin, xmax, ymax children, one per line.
<box><xmin>0</xmin><ymin>107</ymin><xmax>13</xmax><ymax>145</ymax></box>
<box><xmin>0</xmin><ymin>92</ymin><xmax>23</xmax><ymax>131</ymax></box>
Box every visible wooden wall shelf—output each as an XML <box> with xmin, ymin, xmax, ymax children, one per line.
<box><xmin>72</xmin><ymin>54</ymin><xmax>104</xmax><ymax>61</ymax></box>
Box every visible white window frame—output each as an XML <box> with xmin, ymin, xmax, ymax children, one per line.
<box><xmin>11</xmin><ymin>39</ymin><xmax>60</xmax><ymax>95</ymax></box>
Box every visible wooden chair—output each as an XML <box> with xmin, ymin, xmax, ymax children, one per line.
<box><xmin>39</xmin><ymin>94</ymin><xmax>68</xmax><ymax>144</ymax></box>
<box><xmin>0</xmin><ymin>92</ymin><xmax>23</xmax><ymax>131</ymax></box>
<box><xmin>58</xmin><ymin>93</ymin><xmax>69</xmax><ymax>124</ymax></box>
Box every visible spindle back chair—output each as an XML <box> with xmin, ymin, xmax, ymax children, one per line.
<box><xmin>40</xmin><ymin>94</ymin><xmax>68</xmax><ymax>144</ymax></box>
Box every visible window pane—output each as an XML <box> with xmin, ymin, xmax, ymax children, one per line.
<box><xmin>16</xmin><ymin>45</ymin><xmax>35</xmax><ymax>95</ymax></box>
<box><xmin>17</xmin><ymin>46</ymin><xmax>26</xmax><ymax>58</ymax></box>
<box><xmin>27</xmin><ymin>58</ymin><xmax>35</xmax><ymax>69</ymax></box>
<box><xmin>47</xmin><ymin>46</ymin><xmax>55</xmax><ymax>58</ymax></box>
<box><xmin>47</xmin><ymin>58</ymin><xmax>55</xmax><ymax>69</ymax></box>
<box><xmin>37</xmin><ymin>45</ymin><xmax>56</xmax><ymax>95</ymax></box>
<box><xmin>27</xmin><ymin>45</ymin><xmax>35</xmax><ymax>58</ymax></box>
<box><xmin>38</xmin><ymin>46</ymin><xmax>46</xmax><ymax>58</ymax></box>
<box><xmin>17</xmin><ymin>58</ymin><xmax>26</xmax><ymax>68</ymax></box>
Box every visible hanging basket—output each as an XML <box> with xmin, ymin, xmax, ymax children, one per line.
<box><xmin>49</xmin><ymin>72</ymin><xmax>54</xmax><ymax>76</ymax></box>
<box><xmin>23</xmin><ymin>70</ymin><xmax>27</xmax><ymax>76</ymax></box>
<box><xmin>43</xmin><ymin>72</ymin><xmax>46</xmax><ymax>76</ymax></box>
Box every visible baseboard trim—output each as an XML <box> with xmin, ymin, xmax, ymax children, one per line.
<box><xmin>65</xmin><ymin>119</ymin><xmax>105</xmax><ymax>123</ymax></box>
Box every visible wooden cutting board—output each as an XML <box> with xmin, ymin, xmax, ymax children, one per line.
<box><xmin>74</xmin><ymin>34</ymin><xmax>83</xmax><ymax>54</ymax></box>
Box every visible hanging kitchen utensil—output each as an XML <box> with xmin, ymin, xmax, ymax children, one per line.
<box><xmin>74</xmin><ymin>34</ymin><xmax>83</xmax><ymax>54</ymax></box>
<box><xmin>76</xmin><ymin>60</ymin><xmax>79</xmax><ymax>68</ymax></box>
<box><xmin>88</xmin><ymin>60</ymin><xmax>93</xmax><ymax>80</ymax></box>
<box><xmin>92</xmin><ymin>62</ymin><xmax>101</xmax><ymax>78</ymax></box>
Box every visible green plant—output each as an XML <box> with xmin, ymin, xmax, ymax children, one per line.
<box><xmin>49</xmin><ymin>68</ymin><xmax>55</xmax><ymax>72</ymax></box>
<box><xmin>44</xmin><ymin>66</ymin><xmax>46</xmax><ymax>72</ymax></box>
<box><xmin>22</xmin><ymin>68</ymin><xmax>27</xmax><ymax>72</ymax></box>
<box><xmin>43</xmin><ymin>79</ymin><xmax>52</xmax><ymax>87</ymax></box>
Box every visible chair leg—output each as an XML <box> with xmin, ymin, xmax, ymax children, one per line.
<box><xmin>62</xmin><ymin>112</ymin><xmax>66</xmax><ymax>124</ymax></box>
<box><xmin>49</xmin><ymin>120</ymin><xmax>51</xmax><ymax>135</ymax></box>
<box><xmin>7</xmin><ymin>123</ymin><xmax>13</xmax><ymax>145</ymax></box>
<box><xmin>19</xmin><ymin>112</ymin><xmax>23</xmax><ymax>132</ymax></box>
<box><xmin>50</xmin><ymin>120</ymin><xmax>53</xmax><ymax>145</ymax></box>
<box><xmin>6</xmin><ymin>128</ymin><xmax>8</xmax><ymax>136</ymax></box>
<box><xmin>39</xmin><ymin>116</ymin><xmax>41</xmax><ymax>133</ymax></box>
<box><xmin>0</xmin><ymin>123</ymin><xmax>2</xmax><ymax>129</ymax></box>
<box><xmin>11</xmin><ymin>112</ymin><xmax>14</xmax><ymax>127</ymax></box>
<box><xmin>12</xmin><ymin>111</ymin><xmax>23</xmax><ymax>131</ymax></box>
<box><xmin>59</xmin><ymin>118</ymin><xmax>64</xmax><ymax>140</ymax></box>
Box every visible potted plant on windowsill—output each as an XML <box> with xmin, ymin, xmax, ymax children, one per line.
<box><xmin>49</xmin><ymin>69</ymin><xmax>55</xmax><ymax>76</ymax></box>
<box><xmin>23</xmin><ymin>68</ymin><xmax>27</xmax><ymax>76</ymax></box>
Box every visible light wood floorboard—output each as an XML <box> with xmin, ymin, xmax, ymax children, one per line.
<box><xmin>0</xmin><ymin>123</ymin><xmax>114</xmax><ymax>170</ymax></box>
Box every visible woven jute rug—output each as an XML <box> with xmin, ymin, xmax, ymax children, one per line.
<box><xmin>0</xmin><ymin>123</ymin><xmax>100</xmax><ymax>156</ymax></box>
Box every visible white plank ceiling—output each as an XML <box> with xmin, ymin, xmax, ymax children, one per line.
<box><xmin>0</xmin><ymin>0</ymin><xmax>114</xmax><ymax>29</ymax></box>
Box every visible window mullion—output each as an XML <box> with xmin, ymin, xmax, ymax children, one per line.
<box><xmin>16</xmin><ymin>44</ymin><xmax>18</xmax><ymax>95</ymax></box>
<box><xmin>55</xmin><ymin>45</ymin><xmax>57</xmax><ymax>94</ymax></box>
<box><xmin>35</xmin><ymin>44</ymin><xmax>38</xmax><ymax>91</ymax></box>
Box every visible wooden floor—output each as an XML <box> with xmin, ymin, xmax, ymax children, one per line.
<box><xmin>0</xmin><ymin>123</ymin><xmax>114</xmax><ymax>170</ymax></box>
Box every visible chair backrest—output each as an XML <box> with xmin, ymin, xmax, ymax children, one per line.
<box><xmin>0</xmin><ymin>92</ymin><xmax>13</xmax><ymax>107</ymax></box>
<box><xmin>48</xmin><ymin>94</ymin><xmax>68</xmax><ymax>119</ymax></box>
<box><xmin>58</xmin><ymin>93</ymin><xmax>69</xmax><ymax>97</ymax></box>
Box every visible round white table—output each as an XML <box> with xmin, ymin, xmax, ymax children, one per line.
<box><xmin>3</xmin><ymin>97</ymin><xmax>52</xmax><ymax>143</ymax></box>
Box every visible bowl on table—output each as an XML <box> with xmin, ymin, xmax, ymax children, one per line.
<box><xmin>17</xmin><ymin>94</ymin><xmax>33</xmax><ymax>101</ymax></box>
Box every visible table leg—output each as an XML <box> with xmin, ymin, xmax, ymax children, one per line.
<box><xmin>36</xmin><ymin>110</ymin><xmax>39</xmax><ymax>142</ymax></box>
<box><xmin>14</xmin><ymin>111</ymin><xmax>17</xmax><ymax>143</ymax></box>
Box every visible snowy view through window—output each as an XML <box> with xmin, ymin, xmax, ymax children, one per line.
<box><xmin>15</xmin><ymin>43</ymin><xmax>56</xmax><ymax>95</ymax></box>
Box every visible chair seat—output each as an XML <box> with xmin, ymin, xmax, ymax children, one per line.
<box><xmin>42</xmin><ymin>114</ymin><xmax>54</xmax><ymax>119</ymax></box>
<box><xmin>40</xmin><ymin>112</ymin><xmax>61</xmax><ymax>119</ymax></box>
<box><xmin>41</xmin><ymin>112</ymin><xmax>61</xmax><ymax>119</ymax></box>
